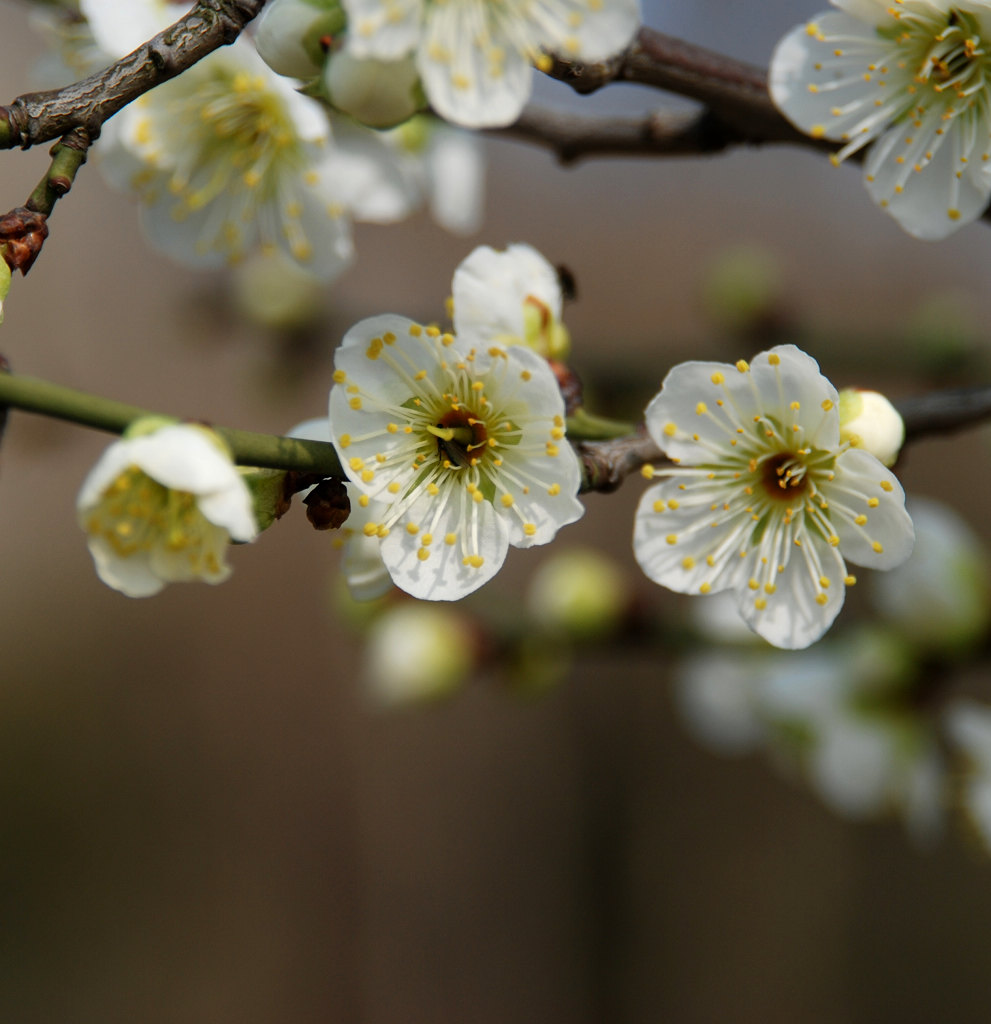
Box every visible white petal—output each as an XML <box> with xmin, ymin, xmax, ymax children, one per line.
<box><xmin>864</xmin><ymin>114</ymin><xmax>991</xmax><ymax>239</ymax></box>
<box><xmin>826</xmin><ymin>447</ymin><xmax>914</xmax><ymax>569</ymax></box>
<box><xmin>81</xmin><ymin>0</ymin><xmax>180</xmax><ymax>58</ymax></box>
<box><xmin>536</xmin><ymin>0</ymin><xmax>639</xmax><ymax>64</ymax></box>
<box><xmin>86</xmin><ymin>537</ymin><xmax>165</xmax><ymax>598</ymax></box>
<box><xmin>770</xmin><ymin>12</ymin><xmax>896</xmax><ymax>143</ymax></box>
<box><xmin>126</xmin><ymin>425</ymin><xmax>241</xmax><ymax>496</ymax></box>
<box><xmin>342</xmin><ymin>0</ymin><xmax>423</xmax><ymax>59</ymax></box>
<box><xmin>321</xmin><ymin>117</ymin><xmax>419</xmax><ymax>223</ymax></box>
<box><xmin>417</xmin><ymin>4</ymin><xmax>532</xmax><ymax>128</ymax></box>
<box><xmin>452</xmin><ymin>243</ymin><xmax>561</xmax><ymax>342</ymax></box>
<box><xmin>830</xmin><ymin>0</ymin><xmax>897</xmax><ymax>26</ymax></box>
<box><xmin>425</xmin><ymin>125</ymin><xmax>485</xmax><ymax>235</ymax></box>
<box><xmin>380</xmin><ymin>483</ymin><xmax>509</xmax><ymax>599</ymax></box>
<box><xmin>735</xmin><ymin>531</ymin><xmax>846</xmax><ymax>649</ymax></box>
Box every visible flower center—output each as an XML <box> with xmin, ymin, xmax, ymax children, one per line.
<box><xmin>429</xmin><ymin>408</ymin><xmax>489</xmax><ymax>470</ymax></box>
<box><xmin>893</xmin><ymin>7</ymin><xmax>990</xmax><ymax>98</ymax></box>
<box><xmin>758</xmin><ymin>451</ymin><xmax>810</xmax><ymax>502</ymax></box>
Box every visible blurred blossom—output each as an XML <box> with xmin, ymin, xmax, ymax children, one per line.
<box><xmin>770</xmin><ymin>2</ymin><xmax>991</xmax><ymax>239</ymax></box>
<box><xmin>232</xmin><ymin>248</ymin><xmax>325</xmax><ymax>331</ymax></box>
<box><xmin>339</xmin><ymin>0</ymin><xmax>640</xmax><ymax>128</ymax></box>
<box><xmin>526</xmin><ymin>547</ymin><xmax>627</xmax><ymax>638</ymax></box>
<box><xmin>688</xmin><ymin>590</ymin><xmax>767</xmax><ymax>645</ymax></box>
<box><xmin>700</xmin><ymin>245</ymin><xmax>783</xmax><ymax>334</ymax></box>
<box><xmin>838</xmin><ymin>389</ymin><xmax>905</xmax><ymax>468</ymax></box>
<box><xmin>634</xmin><ymin>345</ymin><xmax>915</xmax><ymax>649</ymax></box>
<box><xmin>675</xmin><ymin>629</ymin><xmax>940</xmax><ymax>839</ymax></box>
<box><xmin>872</xmin><ymin>496</ymin><xmax>991</xmax><ymax>655</ymax></box>
<box><xmin>674</xmin><ymin>651</ymin><xmax>767</xmax><ymax>755</ymax></box>
<box><xmin>77</xmin><ymin>419</ymin><xmax>257</xmax><ymax>597</ymax></box>
<box><xmin>325</xmin><ymin>115</ymin><xmax>485</xmax><ymax>236</ymax></box>
<box><xmin>365</xmin><ymin>601</ymin><xmax>473</xmax><ymax>705</ymax></box>
<box><xmin>945</xmin><ymin>700</ymin><xmax>991</xmax><ymax>852</ymax></box>
<box><xmin>452</xmin><ymin>243</ymin><xmax>570</xmax><ymax>360</ymax></box>
<box><xmin>290</xmin><ymin>418</ymin><xmax>392</xmax><ymax>601</ymax></box>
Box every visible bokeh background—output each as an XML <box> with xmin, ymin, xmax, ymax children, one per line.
<box><xmin>2</xmin><ymin>1</ymin><xmax>991</xmax><ymax>1021</ymax></box>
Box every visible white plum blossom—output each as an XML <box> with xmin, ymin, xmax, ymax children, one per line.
<box><xmin>770</xmin><ymin>1</ymin><xmax>991</xmax><ymax>239</ymax></box>
<box><xmin>289</xmin><ymin>417</ymin><xmax>393</xmax><ymax>601</ymax></box>
<box><xmin>340</xmin><ymin>0</ymin><xmax>641</xmax><ymax>128</ymax></box>
<box><xmin>452</xmin><ymin>243</ymin><xmax>570</xmax><ymax>358</ymax></box>
<box><xmin>77</xmin><ymin>422</ymin><xmax>257</xmax><ymax>597</ymax></box>
<box><xmin>329</xmin><ymin>315</ymin><xmax>584</xmax><ymax>600</ymax></box>
<box><xmin>633</xmin><ymin>345</ymin><xmax>915</xmax><ymax>649</ymax></box>
<box><xmin>96</xmin><ymin>39</ymin><xmax>354</xmax><ymax>278</ymax></box>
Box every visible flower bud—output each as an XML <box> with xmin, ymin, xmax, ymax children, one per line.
<box><xmin>365</xmin><ymin>602</ymin><xmax>473</xmax><ymax>705</ymax></box>
<box><xmin>254</xmin><ymin>0</ymin><xmax>345</xmax><ymax>79</ymax></box>
<box><xmin>838</xmin><ymin>388</ymin><xmax>905</xmax><ymax>467</ymax></box>
<box><xmin>324</xmin><ymin>50</ymin><xmax>422</xmax><ymax>128</ymax></box>
<box><xmin>526</xmin><ymin>547</ymin><xmax>627</xmax><ymax>638</ymax></box>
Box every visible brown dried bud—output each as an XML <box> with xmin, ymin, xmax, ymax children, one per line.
<box><xmin>0</xmin><ymin>207</ymin><xmax>48</xmax><ymax>275</ymax></box>
<box><xmin>303</xmin><ymin>477</ymin><xmax>351</xmax><ymax>530</ymax></box>
<box><xmin>549</xmin><ymin>359</ymin><xmax>584</xmax><ymax>415</ymax></box>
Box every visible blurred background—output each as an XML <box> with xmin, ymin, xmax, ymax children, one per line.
<box><xmin>3</xmin><ymin>1</ymin><xmax>991</xmax><ymax>1021</ymax></box>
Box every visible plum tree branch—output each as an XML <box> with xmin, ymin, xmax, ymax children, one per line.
<box><xmin>0</xmin><ymin>0</ymin><xmax>268</xmax><ymax>151</ymax></box>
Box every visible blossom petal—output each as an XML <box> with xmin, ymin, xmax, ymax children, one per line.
<box><xmin>379</xmin><ymin>482</ymin><xmax>509</xmax><ymax>599</ymax></box>
<box><xmin>735</xmin><ymin>531</ymin><xmax>847</xmax><ymax>649</ymax></box>
<box><xmin>532</xmin><ymin>0</ymin><xmax>639</xmax><ymax>64</ymax></box>
<box><xmin>825</xmin><ymin>447</ymin><xmax>914</xmax><ymax>569</ymax></box>
<box><xmin>418</xmin><ymin>4</ymin><xmax>532</xmax><ymax>128</ymax></box>
<box><xmin>342</xmin><ymin>0</ymin><xmax>423</xmax><ymax>59</ymax></box>
<box><xmin>452</xmin><ymin>243</ymin><xmax>562</xmax><ymax>342</ymax></box>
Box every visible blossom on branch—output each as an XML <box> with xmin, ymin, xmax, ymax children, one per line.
<box><xmin>77</xmin><ymin>421</ymin><xmax>257</xmax><ymax>597</ymax></box>
<box><xmin>633</xmin><ymin>345</ymin><xmax>915</xmax><ymax>649</ymax></box>
<box><xmin>339</xmin><ymin>0</ymin><xmax>641</xmax><ymax>128</ymax></box>
<box><xmin>770</xmin><ymin>1</ymin><xmax>991</xmax><ymax>239</ymax></box>
<box><xmin>451</xmin><ymin>243</ymin><xmax>570</xmax><ymax>359</ymax></box>
<box><xmin>329</xmin><ymin>315</ymin><xmax>584</xmax><ymax>600</ymax></box>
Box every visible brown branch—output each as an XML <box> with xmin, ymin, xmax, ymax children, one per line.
<box><xmin>578</xmin><ymin>385</ymin><xmax>991</xmax><ymax>494</ymax></box>
<box><xmin>0</xmin><ymin>0</ymin><xmax>268</xmax><ymax>151</ymax></box>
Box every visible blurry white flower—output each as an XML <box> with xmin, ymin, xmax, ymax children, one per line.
<box><xmin>340</xmin><ymin>0</ymin><xmax>640</xmax><ymax>127</ymax></box>
<box><xmin>945</xmin><ymin>699</ymin><xmax>991</xmax><ymax>851</ymax></box>
<box><xmin>872</xmin><ymin>496</ymin><xmax>991</xmax><ymax>653</ymax></box>
<box><xmin>329</xmin><ymin>315</ymin><xmax>584</xmax><ymax>600</ymax></box>
<box><xmin>77</xmin><ymin>421</ymin><xmax>257</xmax><ymax>597</ymax></box>
<box><xmin>770</xmin><ymin>1</ymin><xmax>991</xmax><ymax>239</ymax></box>
<box><xmin>452</xmin><ymin>243</ymin><xmax>569</xmax><ymax>359</ymax></box>
<box><xmin>634</xmin><ymin>345</ymin><xmax>915</xmax><ymax>649</ymax></box>
<box><xmin>290</xmin><ymin>417</ymin><xmax>392</xmax><ymax>601</ymax></box>
<box><xmin>365</xmin><ymin>601</ymin><xmax>473</xmax><ymax>705</ymax></box>
<box><xmin>82</xmin><ymin>0</ymin><xmax>354</xmax><ymax>278</ymax></box>
<box><xmin>526</xmin><ymin>547</ymin><xmax>627</xmax><ymax>637</ymax></box>
<box><xmin>325</xmin><ymin>114</ymin><xmax>484</xmax><ymax>235</ymax></box>
<box><xmin>838</xmin><ymin>388</ymin><xmax>905</xmax><ymax>467</ymax></box>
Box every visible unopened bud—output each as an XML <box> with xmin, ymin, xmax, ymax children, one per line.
<box><xmin>838</xmin><ymin>388</ymin><xmax>905</xmax><ymax>467</ymax></box>
<box><xmin>254</xmin><ymin>0</ymin><xmax>346</xmax><ymax>78</ymax></box>
<box><xmin>527</xmin><ymin>547</ymin><xmax>627</xmax><ymax>638</ymax></box>
<box><xmin>324</xmin><ymin>50</ymin><xmax>422</xmax><ymax>128</ymax></box>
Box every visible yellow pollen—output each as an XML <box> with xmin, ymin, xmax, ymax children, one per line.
<box><xmin>444</xmin><ymin>533</ymin><xmax>456</xmax><ymax>546</ymax></box>
<box><xmin>880</xmin><ymin>480</ymin><xmax>893</xmax><ymax>492</ymax></box>
<box><xmin>755</xmin><ymin>598</ymin><xmax>767</xmax><ymax>611</ymax></box>
<box><xmin>388</xmin><ymin>482</ymin><xmax>400</xmax><ymax>494</ymax></box>
<box><xmin>822</xmin><ymin>399</ymin><xmax>833</xmax><ymax>411</ymax></box>
<box><xmin>867</xmin><ymin>497</ymin><xmax>879</xmax><ymax>508</ymax></box>
<box><xmin>666</xmin><ymin>534</ymin><xmax>678</xmax><ymax>545</ymax></box>
<box><xmin>699</xmin><ymin>582</ymin><xmax>711</xmax><ymax>594</ymax></box>
<box><xmin>815</xmin><ymin>593</ymin><xmax>829</xmax><ymax>606</ymax></box>
<box><xmin>641</xmin><ymin>465</ymin><xmax>655</xmax><ymax>479</ymax></box>
<box><xmin>359</xmin><ymin>495</ymin><xmax>369</xmax><ymax>508</ymax></box>
<box><xmin>682</xmin><ymin>557</ymin><xmax>695</xmax><ymax>570</ymax></box>
<box><xmin>523</xmin><ymin>523</ymin><xmax>537</xmax><ymax>537</ymax></box>
<box><xmin>653</xmin><ymin>500</ymin><xmax>666</xmax><ymax>513</ymax></box>
<box><xmin>333</xmin><ymin>370</ymin><xmax>347</xmax><ymax>384</ymax></box>
<box><xmin>736</xmin><ymin>360</ymin><xmax>749</xmax><ymax>373</ymax></box>
<box><xmin>406</xmin><ymin>523</ymin><xmax>419</xmax><ymax>535</ymax></box>
<box><xmin>872</xmin><ymin>541</ymin><xmax>884</xmax><ymax>553</ymax></box>
<box><xmin>711</xmin><ymin>372</ymin><xmax>724</xmax><ymax>385</ymax></box>
<box><xmin>520</xmin><ymin>370</ymin><xmax>531</xmax><ymax>381</ymax></box>
<box><xmin>844</xmin><ymin>575</ymin><xmax>856</xmax><ymax>586</ymax></box>
<box><xmin>764</xmin><ymin>583</ymin><xmax>777</xmax><ymax>594</ymax></box>
<box><xmin>338</xmin><ymin>434</ymin><xmax>351</xmax><ymax>449</ymax></box>
<box><xmin>409</xmin><ymin>324</ymin><xmax>422</xmax><ymax>337</ymax></box>
<box><xmin>417</xmin><ymin>548</ymin><xmax>430</xmax><ymax>562</ymax></box>
<box><xmin>855</xmin><ymin>514</ymin><xmax>868</xmax><ymax>526</ymax></box>
<box><xmin>664</xmin><ymin>423</ymin><xmax>677</xmax><ymax>437</ymax></box>
<box><xmin>463</xmin><ymin>554</ymin><xmax>484</xmax><ymax>569</ymax></box>
<box><xmin>748</xmin><ymin>579</ymin><xmax>760</xmax><ymax>591</ymax></box>
<box><xmin>696</xmin><ymin>402</ymin><xmax>708</xmax><ymax>415</ymax></box>
<box><xmin>363</xmin><ymin>523</ymin><xmax>378</xmax><ymax>537</ymax></box>
<box><xmin>548</xmin><ymin>483</ymin><xmax>561</xmax><ymax>496</ymax></box>
<box><xmin>768</xmin><ymin>353</ymin><xmax>781</xmax><ymax>366</ymax></box>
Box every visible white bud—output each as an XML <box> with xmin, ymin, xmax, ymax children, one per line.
<box><xmin>324</xmin><ymin>50</ymin><xmax>421</xmax><ymax>128</ymax></box>
<box><xmin>365</xmin><ymin>603</ymin><xmax>473</xmax><ymax>705</ymax></box>
<box><xmin>838</xmin><ymin>388</ymin><xmax>905</xmax><ymax>467</ymax></box>
<box><xmin>255</xmin><ymin>0</ymin><xmax>343</xmax><ymax>79</ymax></box>
<box><xmin>526</xmin><ymin>547</ymin><xmax>626</xmax><ymax>638</ymax></box>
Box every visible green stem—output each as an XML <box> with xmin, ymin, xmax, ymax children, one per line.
<box><xmin>0</xmin><ymin>372</ymin><xmax>343</xmax><ymax>476</ymax></box>
<box><xmin>566</xmin><ymin>406</ymin><xmax>636</xmax><ymax>440</ymax></box>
